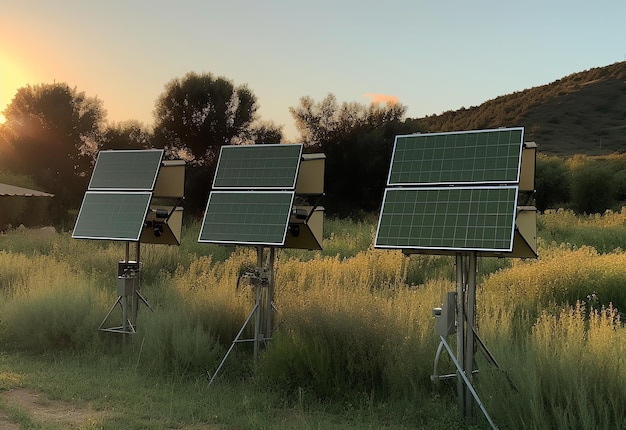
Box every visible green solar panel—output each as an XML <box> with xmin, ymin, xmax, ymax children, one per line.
<box><xmin>212</xmin><ymin>144</ymin><xmax>303</xmax><ymax>189</ymax></box>
<box><xmin>89</xmin><ymin>150</ymin><xmax>164</xmax><ymax>190</ymax></box>
<box><xmin>387</xmin><ymin>128</ymin><xmax>523</xmax><ymax>185</ymax></box>
<box><xmin>198</xmin><ymin>191</ymin><xmax>295</xmax><ymax>245</ymax></box>
<box><xmin>375</xmin><ymin>186</ymin><xmax>518</xmax><ymax>252</ymax></box>
<box><xmin>72</xmin><ymin>191</ymin><xmax>152</xmax><ymax>241</ymax></box>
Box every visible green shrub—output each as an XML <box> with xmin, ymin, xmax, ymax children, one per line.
<box><xmin>538</xmin><ymin>209</ymin><xmax>626</xmax><ymax>253</ymax></box>
<box><xmin>0</xmin><ymin>253</ymin><xmax>106</xmax><ymax>352</ymax></box>
<box><xmin>134</xmin><ymin>309</ymin><xmax>223</xmax><ymax>377</ymax></box>
<box><xmin>480</xmin><ymin>303</ymin><xmax>626</xmax><ymax>429</ymax></box>
<box><xmin>535</xmin><ymin>155</ymin><xmax>570</xmax><ymax>211</ymax></box>
<box><xmin>569</xmin><ymin>160</ymin><xmax>616</xmax><ymax>214</ymax></box>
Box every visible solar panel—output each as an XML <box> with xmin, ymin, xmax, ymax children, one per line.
<box><xmin>387</xmin><ymin>128</ymin><xmax>523</xmax><ymax>186</ymax></box>
<box><xmin>212</xmin><ymin>144</ymin><xmax>303</xmax><ymax>189</ymax></box>
<box><xmin>89</xmin><ymin>149</ymin><xmax>164</xmax><ymax>190</ymax></box>
<box><xmin>72</xmin><ymin>191</ymin><xmax>152</xmax><ymax>241</ymax></box>
<box><xmin>198</xmin><ymin>191</ymin><xmax>295</xmax><ymax>245</ymax></box>
<box><xmin>375</xmin><ymin>186</ymin><xmax>518</xmax><ymax>252</ymax></box>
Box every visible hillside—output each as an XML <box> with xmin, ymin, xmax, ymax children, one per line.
<box><xmin>405</xmin><ymin>61</ymin><xmax>626</xmax><ymax>156</ymax></box>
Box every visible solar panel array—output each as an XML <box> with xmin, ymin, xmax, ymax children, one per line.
<box><xmin>73</xmin><ymin>192</ymin><xmax>152</xmax><ymax>241</ymax></box>
<box><xmin>89</xmin><ymin>150</ymin><xmax>164</xmax><ymax>190</ymax></box>
<box><xmin>375</xmin><ymin>128</ymin><xmax>524</xmax><ymax>253</ymax></box>
<box><xmin>213</xmin><ymin>144</ymin><xmax>303</xmax><ymax>189</ymax></box>
<box><xmin>200</xmin><ymin>144</ymin><xmax>305</xmax><ymax>246</ymax></box>
<box><xmin>74</xmin><ymin>150</ymin><xmax>165</xmax><ymax>241</ymax></box>
<box><xmin>198</xmin><ymin>191</ymin><xmax>295</xmax><ymax>245</ymax></box>
<box><xmin>376</xmin><ymin>187</ymin><xmax>517</xmax><ymax>252</ymax></box>
<box><xmin>387</xmin><ymin>128</ymin><xmax>523</xmax><ymax>186</ymax></box>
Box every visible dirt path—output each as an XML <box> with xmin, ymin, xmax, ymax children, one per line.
<box><xmin>0</xmin><ymin>387</ymin><xmax>106</xmax><ymax>429</ymax></box>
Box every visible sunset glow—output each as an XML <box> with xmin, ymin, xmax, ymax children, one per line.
<box><xmin>0</xmin><ymin>51</ymin><xmax>34</xmax><ymax>123</ymax></box>
<box><xmin>363</xmin><ymin>93</ymin><xmax>400</xmax><ymax>105</ymax></box>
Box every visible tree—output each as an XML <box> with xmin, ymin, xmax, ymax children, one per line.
<box><xmin>250</xmin><ymin>120</ymin><xmax>283</xmax><ymax>144</ymax></box>
<box><xmin>101</xmin><ymin>120</ymin><xmax>152</xmax><ymax>151</ymax></box>
<box><xmin>152</xmin><ymin>72</ymin><xmax>258</xmax><ymax>167</ymax></box>
<box><xmin>290</xmin><ymin>94</ymin><xmax>410</xmax><ymax>216</ymax></box>
<box><xmin>569</xmin><ymin>160</ymin><xmax>616</xmax><ymax>214</ymax></box>
<box><xmin>290</xmin><ymin>94</ymin><xmax>408</xmax><ymax>149</ymax></box>
<box><xmin>535</xmin><ymin>154</ymin><xmax>570</xmax><ymax>211</ymax></box>
<box><xmin>0</xmin><ymin>83</ymin><xmax>106</xmax><ymax>214</ymax></box>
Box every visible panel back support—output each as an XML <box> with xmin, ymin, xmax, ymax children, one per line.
<box><xmin>519</xmin><ymin>142</ymin><xmax>537</xmax><ymax>193</ymax></box>
<box><xmin>140</xmin><ymin>205</ymin><xmax>183</xmax><ymax>245</ymax></box>
<box><xmin>295</xmin><ymin>153</ymin><xmax>325</xmax><ymax>195</ymax></box>
<box><xmin>153</xmin><ymin>160</ymin><xmax>185</xmax><ymax>198</ymax></box>
<box><xmin>511</xmin><ymin>206</ymin><xmax>538</xmax><ymax>258</ymax></box>
<box><xmin>283</xmin><ymin>206</ymin><xmax>324</xmax><ymax>250</ymax></box>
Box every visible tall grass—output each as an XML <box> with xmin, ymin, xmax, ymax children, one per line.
<box><xmin>1</xmin><ymin>211</ymin><xmax>625</xmax><ymax>429</ymax></box>
<box><xmin>539</xmin><ymin>207</ymin><xmax>626</xmax><ymax>252</ymax></box>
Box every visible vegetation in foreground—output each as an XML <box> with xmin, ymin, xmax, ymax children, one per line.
<box><xmin>0</xmin><ymin>212</ymin><xmax>625</xmax><ymax>429</ymax></box>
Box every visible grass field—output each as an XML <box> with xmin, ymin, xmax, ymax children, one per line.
<box><xmin>0</xmin><ymin>212</ymin><xmax>625</xmax><ymax>429</ymax></box>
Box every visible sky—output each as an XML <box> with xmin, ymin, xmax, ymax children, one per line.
<box><xmin>1</xmin><ymin>0</ymin><xmax>625</xmax><ymax>141</ymax></box>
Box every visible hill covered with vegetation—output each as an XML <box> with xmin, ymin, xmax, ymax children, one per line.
<box><xmin>406</xmin><ymin>61</ymin><xmax>626</xmax><ymax>156</ymax></box>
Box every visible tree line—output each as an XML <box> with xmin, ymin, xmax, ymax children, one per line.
<box><xmin>3</xmin><ymin>70</ymin><xmax>621</xmax><ymax>229</ymax></box>
<box><xmin>0</xmin><ymin>72</ymin><xmax>413</xmax><ymax>226</ymax></box>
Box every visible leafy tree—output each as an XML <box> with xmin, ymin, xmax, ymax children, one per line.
<box><xmin>535</xmin><ymin>154</ymin><xmax>570</xmax><ymax>211</ymax></box>
<box><xmin>0</xmin><ymin>83</ymin><xmax>105</xmax><ymax>214</ymax></box>
<box><xmin>250</xmin><ymin>120</ymin><xmax>283</xmax><ymax>144</ymax></box>
<box><xmin>291</xmin><ymin>94</ymin><xmax>407</xmax><ymax>149</ymax></box>
<box><xmin>152</xmin><ymin>72</ymin><xmax>258</xmax><ymax>167</ymax></box>
<box><xmin>101</xmin><ymin>120</ymin><xmax>152</xmax><ymax>151</ymax></box>
<box><xmin>290</xmin><ymin>93</ymin><xmax>410</xmax><ymax>216</ymax></box>
<box><xmin>569</xmin><ymin>159</ymin><xmax>616</xmax><ymax>214</ymax></box>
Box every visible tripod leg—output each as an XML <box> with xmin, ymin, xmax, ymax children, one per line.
<box><xmin>98</xmin><ymin>297</ymin><xmax>123</xmax><ymax>330</ymax></box>
<box><xmin>208</xmin><ymin>303</ymin><xmax>259</xmax><ymax>387</ymax></box>
<box><xmin>136</xmin><ymin>291</ymin><xmax>155</xmax><ymax>312</ymax></box>
<box><xmin>439</xmin><ymin>336</ymin><xmax>499</xmax><ymax>430</ymax></box>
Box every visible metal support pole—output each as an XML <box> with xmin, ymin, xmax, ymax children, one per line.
<box><xmin>266</xmin><ymin>247</ymin><xmax>276</xmax><ymax>341</ymax></box>
<box><xmin>253</xmin><ymin>277</ymin><xmax>262</xmax><ymax>362</ymax></box>
<box><xmin>440</xmin><ymin>336</ymin><xmax>498</xmax><ymax>430</ymax></box>
<box><xmin>465</xmin><ymin>251</ymin><xmax>477</xmax><ymax>416</ymax></box>
<box><xmin>455</xmin><ymin>253</ymin><xmax>465</xmax><ymax>411</ymax></box>
<box><xmin>208</xmin><ymin>301</ymin><xmax>260</xmax><ymax>386</ymax></box>
<box><xmin>209</xmin><ymin>245</ymin><xmax>272</xmax><ymax>384</ymax></box>
<box><xmin>131</xmin><ymin>242</ymin><xmax>140</xmax><ymax>327</ymax></box>
<box><xmin>253</xmin><ymin>246</ymin><xmax>264</xmax><ymax>362</ymax></box>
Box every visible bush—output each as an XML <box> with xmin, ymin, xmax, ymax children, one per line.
<box><xmin>0</xmin><ymin>253</ymin><xmax>106</xmax><ymax>352</ymax></box>
<box><xmin>569</xmin><ymin>160</ymin><xmax>616</xmax><ymax>213</ymax></box>
<box><xmin>535</xmin><ymin>155</ymin><xmax>570</xmax><ymax>211</ymax></box>
<box><xmin>134</xmin><ymin>309</ymin><xmax>223</xmax><ymax>377</ymax></box>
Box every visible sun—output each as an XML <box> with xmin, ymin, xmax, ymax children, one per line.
<box><xmin>0</xmin><ymin>50</ymin><xmax>34</xmax><ymax>124</ymax></box>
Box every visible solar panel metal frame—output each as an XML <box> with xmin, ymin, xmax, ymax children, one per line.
<box><xmin>72</xmin><ymin>191</ymin><xmax>152</xmax><ymax>241</ymax></box>
<box><xmin>212</xmin><ymin>144</ymin><xmax>303</xmax><ymax>190</ymax></box>
<box><xmin>374</xmin><ymin>185</ymin><xmax>519</xmax><ymax>253</ymax></box>
<box><xmin>88</xmin><ymin>149</ymin><xmax>164</xmax><ymax>191</ymax></box>
<box><xmin>387</xmin><ymin>127</ymin><xmax>524</xmax><ymax>186</ymax></box>
<box><xmin>198</xmin><ymin>190</ymin><xmax>295</xmax><ymax>246</ymax></box>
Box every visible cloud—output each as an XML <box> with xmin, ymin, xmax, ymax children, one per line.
<box><xmin>363</xmin><ymin>93</ymin><xmax>399</xmax><ymax>105</ymax></box>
